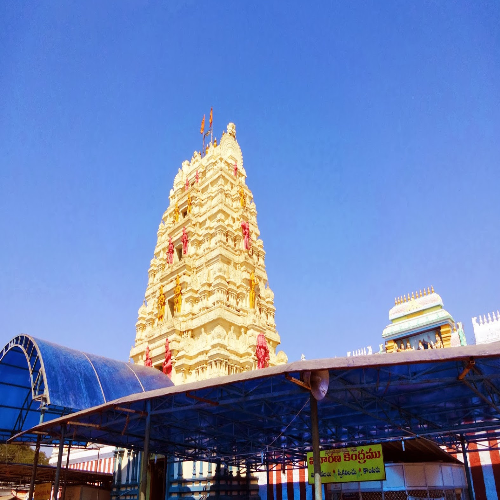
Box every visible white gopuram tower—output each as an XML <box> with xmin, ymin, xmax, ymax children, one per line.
<box><xmin>130</xmin><ymin>122</ymin><xmax>287</xmax><ymax>384</ymax></box>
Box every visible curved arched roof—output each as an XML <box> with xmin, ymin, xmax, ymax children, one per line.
<box><xmin>0</xmin><ymin>335</ymin><xmax>173</xmax><ymax>442</ymax></box>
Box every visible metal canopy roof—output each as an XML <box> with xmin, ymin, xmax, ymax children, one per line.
<box><xmin>0</xmin><ymin>335</ymin><xmax>174</xmax><ymax>443</ymax></box>
<box><xmin>16</xmin><ymin>342</ymin><xmax>500</xmax><ymax>469</ymax></box>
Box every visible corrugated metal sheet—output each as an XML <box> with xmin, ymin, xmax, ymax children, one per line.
<box><xmin>0</xmin><ymin>335</ymin><xmax>173</xmax><ymax>442</ymax></box>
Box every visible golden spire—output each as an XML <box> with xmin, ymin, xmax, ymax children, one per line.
<box><xmin>419</xmin><ymin>290</ymin><xmax>422</xmax><ymax>297</ymax></box>
<box><xmin>431</xmin><ymin>285</ymin><xmax>434</xmax><ymax>293</ymax></box>
<box><xmin>403</xmin><ymin>295</ymin><xmax>407</xmax><ymax>303</ymax></box>
<box><xmin>427</xmin><ymin>287</ymin><xmax>431</xmax><ymax>294</ymax></box>
<box><xmin>411</xmin><ymin>292</ymin><xmax>414</xmax><ymax>300</ymax></box>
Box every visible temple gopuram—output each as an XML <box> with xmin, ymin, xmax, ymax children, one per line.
<box><xmin>129</xmin><ymin>121</ymin><xmax>287</xmax><ymax>383</ymax></box>
<box><xmin>382</xmin><ymin>286</ymin><xmax>466</xmax><ymax>353</ymax></box>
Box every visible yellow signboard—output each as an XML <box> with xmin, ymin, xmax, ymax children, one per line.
<box><xmin>34</xmin><ymin>483</ymin><xmax>52</xmax><ymax>500</ymax></box>
<box><xmin>307</xmin><ymin>444</ymin><xmax>385</xmax><ymax>484</ymax></box>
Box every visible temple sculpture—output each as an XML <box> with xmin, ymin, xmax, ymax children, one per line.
<box><xmin>130</xmin><ymin>122</ymin><xmax>287</xmax><ymax>383</ymax></box>
<box><xmin>157</xmin><ymin>286</ymin><xmax>165</xmax><ymax>323</ymax></box>
<box><xmin>255</xmin><ymin>333</ymin><xmax>270</xmax><ymax>369</ymax></box>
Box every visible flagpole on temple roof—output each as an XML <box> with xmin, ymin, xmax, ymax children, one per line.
<box><xmin>209</xmin><ymin>107</ymin><xmax>213</xmax><ymax>144</ymax></box>
<box><xmin>200</xmin><ymin>114</ymin><xmax>205</xmax><ymax>156</ymax></box>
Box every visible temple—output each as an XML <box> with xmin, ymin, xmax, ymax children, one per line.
<box><xmin>130</xmin><ymin>122</ymin><xmax>287</xmax><ymax>383</ymax></box>
<box><xmin>382</xmin><ymin>287</ymin><xmax>466</xmax><ymax>353</ymax></box>
<box><xmin>473</xmin><ymin>309</ymin><xmax>500</xmax><ymax>344</ymax></box>
<box><xmin>28</xmin><ymin>120</ymin><xmax>496</xmax><ymax>499</ymax></box>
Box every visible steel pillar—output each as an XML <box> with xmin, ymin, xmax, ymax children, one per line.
<box><xmin>310</xmin><ymin>394</ymin><xmax>322</xmax><ymax>500</ymax></box>
<box><xmin>461</xmin><ymin>434</ymin><xmax>475</xmax><ymax>500</ymax></box>
<box><xmin>62</xmin><ymin>440</ymin><xmax>72</xmax><ymax>500</ymax></box>
<box><xmin>53</xmin><ymin>424</ymin><xmax>66</xmax><ymax>500</ymax></box>
<box><xmin>27</xmin><ymin>434</ymin><xmax>41</xmax><ymax>500</ymax></box>
<box><xmin>139</xmin><ymin>400</ymin><xmax>151</xmax><ymax>500</ymax></box>
<box><xmin>28</xmin><ymin>408</ymin><xmax>46</xmax><ymax>500</ymax></box>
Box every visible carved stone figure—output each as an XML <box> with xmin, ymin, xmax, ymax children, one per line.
<box><xmin>434</xmin><ymin>333</ymin><xmax>444</xmax><ymax>349</ymax></box>
<box><xmin>196</xmin><ymin>170</ymin><xmax>199</xmax><ymax>183</ymax></box>
<box><xmin>187</xmin><ymin>193</ymin><xmax>192</xmax><ymax>214</ymax></box>
<box><xmin>174</xmin><ymin>275</ymin><xmax>182</xmax><ymax>313</ymax></box>
<box><xmin>185</xmin><ymin>178</ymin><xmax>189</xmax><ymax>191</ymax></box>
<box><xmin>167</xmin><ymin>237</ymin><xmax>174</xmax><ymax>265</ymax></box>
<box><xmin>241</xmin><ymin>221</ymin><xmax>250</xmax><ymax>250</ymax></box>
<box><xmin>255</xmin><ymin>333</ymin><xmax>269</xmax><ymax>369</ymax></box>
<box><xmin>182</xmin><ymin>227</ymin><xmax>189</xmax><ymax>255</ymax></box>
<box><xmin>249</xmin><ymin>271</ymin><xmax>256</xmax><ymax>309</ymax></box>
<box><xmin>234</xmin><ymin>162</ymin><xmax>238</xmax><ymax>177</ymax></box>
<box><xmin>174</xmin><ymin>202</ymin><xmax>179</xmax><ymax>223</ymax></box>
<box><xmin>162</xmin><ymin>338</ymin><xmax>172</xmax><ymax>378</ymax></box>
<box><xmin>145</xmin><ymin>345</ymin><xmax>152</xmax><ymax>367</ymax></box>
<box><xmin>157</xmin><ymin>285</ymin><xmax>166</xmax><ymax>323</ymax></box>
<box><xmin>239</xmin><ymin>187</ymin><xmax>246</xmax><ymax>208</ymax></box>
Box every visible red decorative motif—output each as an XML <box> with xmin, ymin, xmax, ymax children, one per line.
<box><xmin>241</xmin><ymin>221</ymin><xmax>250</xmax><ymax>250</ymax></box>
<box><xmin>185</xmin><ymin>178</ymin><xmax>189</xmax><ymax>191</ymax></box>
<box><xmin>256</xmin><ymin>333</ymin><xmax>269</xmax><ymax>369</ymax></box>
<box><xmin>145</xmin><ymin>345</ymin><xmax>153</xmax><ymax>367</ymax></box>
<box><xmin>234</xmin><ymin>162</ymin><xmax>238</xmax><ymax>177</ymax></box>
<box><xmin>163</xmin><ymin>338</ymin><xmax>172</xmax><ymax>378</ymax></box>
<box><xmin>196</xmin><ymin>170</ymin><xmax>199</xmax><ymax>183</ymax></box>
<box><xmin>167</xmin><ymin>237</ymin><xmax>174</xmax><ymax>264</ymax></box>
<box><xmin>182</xmin><ymin>227</ymin><xmax>189</xmax><ymax>255</ymax></box>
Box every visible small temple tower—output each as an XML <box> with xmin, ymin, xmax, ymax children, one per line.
<box><xmin>130</xmin><ymin>123</ymin><xmax>287</xmax><ymax>383</ymax></box>
<box><xmin>382</xmin><ymin>287</ymin><xmax>466</xmax><ymax>353</ymax></box>
<box><xmin>472</xmin><ymin>309</ymin><xmax>500</xmax><ymax>345</ymax></box>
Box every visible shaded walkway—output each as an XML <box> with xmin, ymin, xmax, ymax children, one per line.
<box><xmin>0</xmin><ymin>334</ymin><xmax>173</xmax><ymax>442</ymax></box>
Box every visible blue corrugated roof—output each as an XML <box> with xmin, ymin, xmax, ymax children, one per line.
<box><xmin>0</xmin><ymin>335</ymin><xmax>173</xmax><ymax>442</ymax></box>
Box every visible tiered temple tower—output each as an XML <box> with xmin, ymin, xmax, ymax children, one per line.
<box><xmin>382</xmin><ymin>287</ymin><xmax>466</xmax><ymax>353</ymax></box>
<box><xmin>129</xmin><ymin>122</ymin><xmax>287</xmax><ymax>383</ymax></box>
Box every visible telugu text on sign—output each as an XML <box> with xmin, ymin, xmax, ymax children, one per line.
<box><xmin>307</xmin><ymin>444</ymin><xmax>385</xmax><ymax>484</ymax></box>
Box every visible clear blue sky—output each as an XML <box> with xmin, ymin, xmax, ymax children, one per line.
<box><xmin>1</xmin><ymin>1</ymin><xmax>499</xmax><ymax>363</ymax></box>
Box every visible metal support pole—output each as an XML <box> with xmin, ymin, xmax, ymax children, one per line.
<box><xmin>310</xmin><ymin>395</ymin><xmax>322</xmax><ymax>500</ymax></box>
<box><xmin>266</xmin><ymin>455</ymin><xmax>272</xmax><ymax>500</ymax></box>
<box><xmin>245</xmin><ymin>461</ymin><xmax>251</xmax><ymax>500</ymax></box>
<box><xmin>139</xmin><ymin>400</ymin><xmax>151</xmax><ymax>500</ymax></box>
<box><xmin>28</xmin><ymin>408</ymin><xmax>46</xmax><ymax>500</ymax></box>
<box><xmin>461</xmin><ymin>434</ymin><xmax>475</xmax><ymax>500</ymax></box>
<box><xmin>215</xmin><ymin>460</ymin><xmax>221</xmax><ymax>500</ymax></box>
<box><xmin>28</xmin><ymin>435</ymin><xmax>41</xmax><ymax>500</ymax></box>
<box><xmin>53</xmin><ymin>425</ymin><xmax>66</xmax><ymax>500</ymax></box>
<box><xmin>62</xmin><ymin>440</ymin><xmax>72</xmax><ymax>500</ymax></box>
